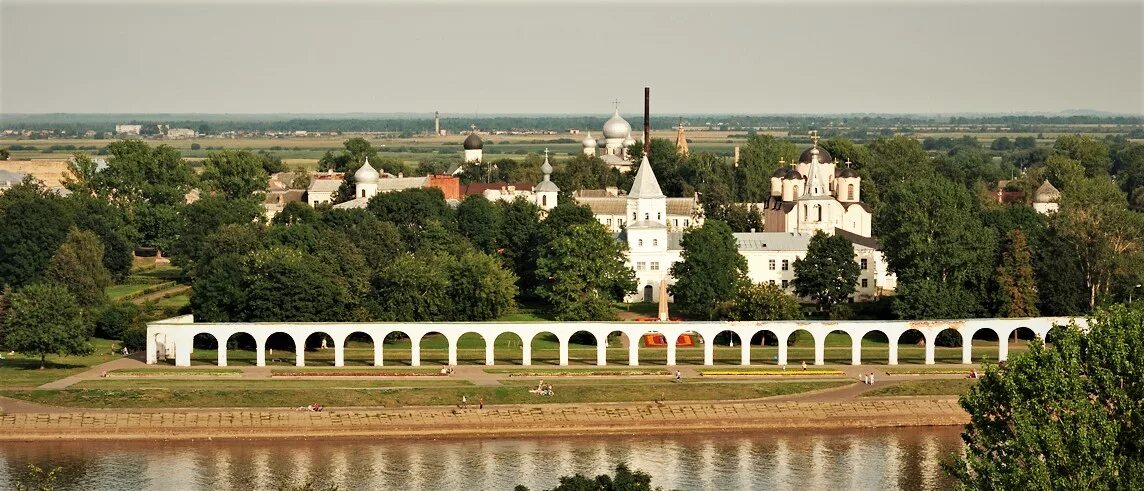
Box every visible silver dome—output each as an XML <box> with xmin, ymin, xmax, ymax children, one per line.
<box><xmin>354</xmin><ymin>159</ymin><xmax>379</xmax><ymax>184</ymax></box>
<box><xmin>602</xmin><ymin>108</ymin><xmax>631</xmax><ymax>139</ymax></box>
<box><xmin>581</xmin><ymin>131</ymin><xmax>596</xmax><ymax>147</ymax></box>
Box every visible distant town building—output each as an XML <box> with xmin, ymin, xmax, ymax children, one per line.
<box><xmin>166</xmin><ymin>128</ymin><xmax>196</xmax><ymax>139</ymax></box>
<box><xmin>333</xmin><ymin>159</ymin><xmax>463</xmax><ymax>210</ymax></box>
<box><xmin>1032</xmin><ymin>180</ymin><xmax>1061</xmax><ymax>214</ymax></box>
<box><xmin>581</xmin><ymin>107</ymin><xmax>637</xmax><ymax>172</ymax></box>
<box><xmin>307</xmin><ymin>172</ymin><xmax>344</xmax><ymax>206</ymax></box>
<box><xmin>115</xmin><ymin>124</ymin><xmax>142</xmax><ymax>135</ymax></box>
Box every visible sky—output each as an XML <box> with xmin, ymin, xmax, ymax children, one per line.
<box><xmin>1</xmin><ymin>0</ymin><xmax>1142</xmax><ymax>115</ymax></box>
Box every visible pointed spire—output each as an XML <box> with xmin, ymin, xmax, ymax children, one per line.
<box><xmin>628</xmin><ymin>154</ymin><xmax>664</xmax><ymax>199</ymax></box>
<box><xmin>675</xmin><ymin>117</ymin><xmax>689</xmax><ymax>156</ymax></box>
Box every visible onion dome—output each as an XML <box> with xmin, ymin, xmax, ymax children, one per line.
<box><xmin>596</xmin><ymin>137</ymin><xmax>607</xmax><ymax>148</ymax></box>
<box><xmin>839</xmin><ymin>167</ymin><xmax>858</xmax><ymax>178</ymax></box>
<box><xmin>784</xmin><ymin>169</ymin><xmax>803</xmax><ymax>180</ymax></box>
<box><xmin>622</xmin><ymin>131</ymin><xmax>636</xmax><ymax>147</ymax></box>
<box><xmin>798</xmin><ymin>145</ymin><xmax>833</xmax><ymax>164</ymax></box>
<box><xmin>463</xmin><ymin>132</ymin><xmax>483</xmax><ymax>150</ymax></box>
<box><xmin>354</xmin><ymin>159</ymin><xmax>379</xmax><ymax>184</ymax></box>
<box><xmin>581</xmin><ymin>131</ymin><xmax>596</xmax><ymax>148</ymax></box>
<box><xmin>772</xmin><ymin>167</ymin><xmax>789</xmax><ymax>178</ymax></box>
<box><xmin>1033</xmin><ymin>180</ymin><xmax>1061</xmax><ymax>203</ymax></box>
<box><xmin>540</xmin><ymin>157</ymin><xmax>553</xmax><ymax>176</ymax></box>
<box><xmin>602</xmin><ymin>108</ymin><xmax>631</xmax><ymax>139</ymax></box>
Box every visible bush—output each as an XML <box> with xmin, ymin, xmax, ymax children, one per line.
<box><xmin>94</xmin><ymin>302</ymin><xmax>142</xmax><ymax>341</ymax></box>
<box><xmin>121</xmin><ymin>324</ymin><xmax>148</xmax><ymax>351</ymax></box>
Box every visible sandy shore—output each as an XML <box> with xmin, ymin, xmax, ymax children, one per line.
<box><xmin>0</xmin><ymin>397</ymin><xmax>967</xmax><ymax>442</ymax></box>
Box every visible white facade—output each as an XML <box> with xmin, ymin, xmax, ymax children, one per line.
<box><xmin>147</xmin><ymin>314</ymin><xmax>1084</xmax><ymax>368</ymax></box>
<box><xmin>582</xmin><ymin>108</ymin><xmax>636</xmax><ymax>171</ymax></box>
<box><xmin>115</xmin><ymin>124</ymin><xmax>142</xmax><ymax>135</ymax></box>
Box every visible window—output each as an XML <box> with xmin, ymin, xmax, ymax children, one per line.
<box><xmin>860</xmin><ymin>258</ymin><xmax>868</xmax><ymax>270</ymax></box>
<box><xmin>652</xmin><ymin>239</ymin><xmax>658</xmax><ymax>246</ymax></box>
<box><xmin>816</xmin><ymin>204</ymin><xmax>822</xmax><ymax>221</ymax></box>
<box><xmin>361</xmin><ymin>189</ymin><xmax>366</xmax><ymax>198</ymax></box>
<box><xmin>650</xmin><ymin>262</ymin><xmax>659</xmax><ymax>271</ymax></box>
<box><xmin>619</xmin><ymin>219</ymin><xmax>624</xmax><ymax>226</ymax></box>
<box><xmin>861</xmin><ymin>278</ymin><xmax>868</xmax><ymax>288</ymax></box>
<box><xmin>847</xmin><ymin>183</ymin><xmax>855</xmax><ymax>201</ymax></box>
<box><xmin>636</xmin><ymin>262</ymin><xmax>646</xmax><ymax>271</ymax></box>
<box><xmin>684</xmin><ymin>219</ymin><xmax>689</xmax><ymax>226</ymax></box>
<box><xmin>768</xmin><ymin>280</ymin><xmax>776</xmax><ymax>285</ymax></box>
<box><xmin>768</xmin><ymin>259</ymin><xmax>776</xmax><ymax>270</ymax></box>
<box><xmin>781</xmin><ymin>259</ymin><xmax>789</xmax><ymax>271</ymax></box>
<box><xmin>657</xmin><ymin>213</ymin><xmax>662</xmax><ymax>220</ymax></box>
<box><xmin>541</xmin><ymin>195</ymin><xmax>547</xmax><ymax>207</ymax></box>
<box><xmin>633</xmin><ymin>212</ymin><xmax>637</xmax><ymax>220</ymax></box>
<box><xmin>781</xmin><ymin>279</ymin><xmax>789</xmax><ymax>289</ymax></box>
<box><xmin>607</xmin><ymin>218</ymin><xmax>613</xmax><ymax>226</ymax></box>
<box><xmin>644</xmin><ymin>213</ymin><xmax>649</xmax><ymax>220</ymax></box>
<box><xmin>673</xmin><ymin>219</ymin><xmax>679</xmax><ymax>227</ymax></box>
<box><xmin>638</xmin><ymin>239</ymin><xmax>643</xmax><ymax>247</ymax></box>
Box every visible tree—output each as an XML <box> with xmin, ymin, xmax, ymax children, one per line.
<box><xmin>995</xmin><ymin>229</ymin><xmax>1039</xmax><ymax>317</ymax></box>
<box><xmin>170</xmin><ymin>195</ymin><xmax>263</xmax><ymax>273</ymax></box>
<box><xmin>990</xmin><ymin>137</ymin><xmax>1013</xmax><ymax>151</ymax></box>
<box><xmin>46</xmin><ymin>228</ymin><xmax>112</xmax><ymax>309</ymax></box>
<box><xmin>535</xmin><ymin>223</ymin><xmax>635</xmax><ymax>320</ymax></box>
<box><xmin>456</xmin><ymin>195</ymin><xmax>501</xmax><ymax>254</ymax></box>
<box><xmin>892</xmin><ymin>278</ymin><xmax>979</xmax><ymax>320</ymax></box>
<box><xmin>669</xmin><ymin>220</ymin><xmax>748</xmax><ymax>320</ymax></box>
<box><xmin>93</xmin><ymin>139</ymin><xmax>194</xmax><ymax>207</ymax></box>
<box><xmin>526</xmin><ymin>463</ymin><xmax>660</xmax><ymax>491</ymax></box>
<box><xmin>1055</xmin><ymin>176</ymin><xmax>1144</xmax><ymax>308</ymax></box>
<box><xmin>0</xmin><ymin>148</ymin><xmax>8</xmax><ymax>160</ymax></box>
<box><xmin>496</xmin><ymin>198</ymin><xmax>543</xmax><ymax>295</ymax></box>
<box><xmin>366</xmin><ymin>187</ymin><xmax>452</xmax><ymax>245</ymax></box>
<box><xmin>0</xmin><ymin>283</ymin><xmax>92</xmax><ymax>368</ymax></box>
<box><xmin>0</xmin><ymin>177</ymin><xmax>76</xmax><ymax>288</ymax></box>
<box><xmin>793</xmin><ymin>231</ymin><xmax>860</xmax><ymax>313</ymax></box>
<box><xmin>1053</xmin><ymin>134</ymin><xmax>1111</xmax><ymax>176</ymax></box>
<box><xmin>199</xmin><ymin>150</ymin><xmax>270</xmax><ymax>200</ymax></box>
<box><xmin>717</xmin><ymin>282</ymin><xmax>802</xmax><ymax>321</ymax></box>
<box><xmin>949</xmin><ymin>307</ymin><xmax>1144</xmax><ymax>489</ymax></box>
<box><xmin>68</xmin><ymin>195</ymin><xmax>134</xmax><ymax>282</ymax></box>
<box><xmin>372</xmin><ymin>253</ymin><xmax>453</xmax><ymax>321</ymax></box>
<box><xmin>447</xmin><ymin>252</ymin><xmax>517</xmax><ymax>320</ymax></box>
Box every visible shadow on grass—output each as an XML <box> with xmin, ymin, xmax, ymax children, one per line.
<box><xmin>1</xmin><ymin>359</ymin><xmax>89</xmax><ymax>370</ymax></box>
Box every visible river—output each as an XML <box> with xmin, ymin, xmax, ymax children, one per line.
<box><xmin>0</xmin><ymin>427</ymin><xmax>963</xmax><ymax>490</ymax></box>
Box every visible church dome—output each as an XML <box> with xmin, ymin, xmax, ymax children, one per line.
<box><xmin>463</xmin><ymin>132</ymin><xmax>483</xmax><ymax>150</ymax></box>
<box><xmin>354</xmin><ymin>160</ymin><xmax>379</xmax><ymax>184</ymax></box>
<box><xmin>602</xmin><ymin>109</ymin><xmax>631</xmax><ymax>139</ymax></box>
<box><xmin>772</xmin><ymin>167</ymin><xmax>789</xmax><ymax>178</ymax></box>
<box><xmin>540</xmin><ymin>159</ymin><xmax>553</xmax><ymax>175</ymax></box>
<box><xmin>622</xmin><ymin>132</ymin><xmax>636</xmax><ymax>147</ymax></box>
<box><xmin>839</xmin><ymin>167</ymin><xmax>858</xmax><ymax>178</ymax></box>
<box><xmin>1033</xmin><ymin>180</ymin><xmax>1061</xmax><ymax>203</ymax></box>
<box><xmin>581</xmin><ymin>131</ymin><xmax>596</xmax><ymax>148</ymax></box>
<box><xmin>784</xmin><ymin>169</ymin><xmax>803</xmax><ymax>180</ymax></box>
<box><xmin>798</xmin><ymin>145</ymin><xmax>833</xmax><ymax>164</ymax></box>
<box><xmin>596</xmin><ymin>137</ymin><xmax>607</xmax><ymax>148</ymax></box>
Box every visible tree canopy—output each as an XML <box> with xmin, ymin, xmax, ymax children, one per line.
<box><xmin>0</xmin><ymin>283</ymin><xmax>92</xmax><ymax>368</ymax></box>
<box><xmin>793</xmin><ymin>231</ymin><xmax>859</xmax><ymax>313</ymax></box>
<box><xmin>535</xmin><ymin>223</ymin><xmax>635</xmax><ymax>320</ymax></box>
<box><xmin>669</xmin><ymin>220</ymin><xmax>748</xmax><ymax>320</ymax></box>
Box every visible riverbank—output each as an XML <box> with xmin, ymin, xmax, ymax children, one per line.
<box><xmin>0</xmin><ymin>397</ymin><xmax>967</xmax><ymax>442</ymax></box>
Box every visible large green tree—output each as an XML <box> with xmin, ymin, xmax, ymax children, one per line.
<box><xmin>668</xmin><ymin>220</ymin><xmax>748</xmax><ymax>320</ymax></box>
<box><xmin>950</xmin><ymin>307</ymin><xmax>1144</xmax><ymax>489</ymax></box>
<box><xmin>456</xmin><ymin>195</ymin><xmax>502</xmax><ymax>254</ymax></box>
<box><xmin>0</xmin><ymin>178</ymin><xmax>75</xmax><ymax>288</ymax></box>
<box><xmin>46</xmin><ymin>228</ymin><xmax>112</xmax><ymax>309</ymax></box>
<box><xmin>995</xmin><ymin>229</ymin><xmax>1039</xmax><ymax>317</ymax></box>
<box><xmin>535</xmin><ymin>223</ymin><xmax>635</xmax><ymax>320</ymax></box>
<box><xmin>447</xmin><ymin>252</ymin><xmax>517</xmax><ymax>321</ymax></box>
<box><xmin>199</xmin><ymin>150</ymin><xmax>270</xmax><ymax>200</ymax></box>
<box><xmin>793</xmin><ymin>231</ymin><xmax>860</xmax><ymax>313</ymax></box>
<box><xmin>0</xmin><ymin>283</ymin><xmax>92</xmax><ymax>368</ymax></box>
<box><xmin>371</xmin><ymin>253</ymin><xmax>453</xmax><ymax>321</ymax></box>
<box><xmin>717</xmin><ymin>282</ymin><xmax>802</xmax><ymax>321</ymax></box>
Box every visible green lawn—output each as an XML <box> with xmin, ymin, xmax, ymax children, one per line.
<box><xmin>3</xmin><ymin>381</ymin><xmax>847</xmax><ymax>409</ymax></box>
<box><xmin>862</xmin><ymin>379</ymin><xmax>977</xmax><ymax>397</ymax></box>
<box><xmin>110</xmin><ymin>368</ymin><xmax>241</xmax><ymax>377</ymax></box>
<box><xmin>104</xmin><ymin>283</ymin><xmax>154</xmax><ymax>300</ymax></box>
<box><xmin>74</xmin><ymin>379</ymin><xmax>471</xmax><ymax>389</ymax></box>
<box><xmin>0</xmin><ymin>338</ymin><xmax>123</xmax><ymax>388</ymax></box>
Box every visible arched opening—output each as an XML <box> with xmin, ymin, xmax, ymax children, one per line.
<box><xmin>895</xmin><ymin>329</ymin><xmax>927</xmax><ymax>364</ymax></box>
<box><xmin>815</xmin><ymin>204</ymin><xmax>822</xmax><ymax>222</ymax></box>
<box><xmin>303</xmin><ymin>332</ymin><xmax>336</xmax><ymax>366</ymax></box>
<box><xmin>643</xmin><ymin>285</ymin><xmax>653</xmax><ymax>302</ymax></box>
<box><xmin>933</xmin><ymin>328</ymin><xmax>962</xmax><ymax>363</ymax></box>
<box><xmin>417</xmin><ymin>331</ymin><xmax>449</xmax><ymax>366</ymax></box>
<box><xmin>823</xmin><ymin>329</ymin><xmax>852</xmax><ymax>364</ymax></box>
<box><xmin>786</xmin><ymin>329</ymin><xmax>816</xmax><ymax>366</ymax></box>
<box><xmin>568</xmin><ymin>330</ymin><xmax>598</xmax><ymax>365</ymax></box>
<box><xmin>342</xmin><ymin>332</ymin><xmax>376</xmax><ymax>366</ymax></box>
<box><xmin>189</xmin><ymin>332</ymin><xmax>220</xmax><ymax>366</ymax></box>
<box><xmin>1003</xmin><ymin>327</ymin><xmax>1039</xmax><ymax>360</ymax></box>
<box><xmin>493</xmin><ymin>332</ymin><xmax>525</xmax><ymax>365</ymax></box>
<box><xmin>605</xmin><ymin>330</ymin><xmax>630</xmax><ymax>364</ymax></box>
<box><xmin>847</xmin><ymin>183</ymin><xmax>855</xmax><ymax>201</ymax></box>
<box><xmin>968</xmin><ymin>328</ymin><xmax>999</xmax><ymax>364</ymax></box>
<box><xmin>264</xmin><ymin>332</ymin><xmax>297</xmax><ymax>366</ymax></box>
<box><xmin>223</xmin><ymin>332</ymin><xmax>258</xmax><ymax>366</ymax></box>
<box><xmin>859</xmin><ymin>331</ymin><xmax>889</xmax><ymax>365</ymax></box>
<box><xmin>529</xmin><ymin>331</ymin><xmax>561</xmax><ymax>365</ymax></box>
<box><xmin>455</xmin><ymin>332</ymin><xmax>487</xmax><ymax>365</ymax></box>
<box><xmin>637</xmin><ymin>331</ymin><xmax>671</xmax><ymax>366</ymax></box>
<box><xmin>711</xmin><ymin>330</ymin><xmax>744</xmax><ymax>365</ymax></box>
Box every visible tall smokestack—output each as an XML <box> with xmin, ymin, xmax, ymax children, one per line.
<box><xmin>643</xmin><ymin>87</ymin><xmax>650</xmax><ymax>154</ymax></box>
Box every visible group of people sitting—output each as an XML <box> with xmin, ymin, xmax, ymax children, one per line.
<box><xmin>528</xmin><ymin>380</ymin><xmax>554</xmax><ymax>396</ymax></box>
<box><xmin>439</xmin><ymin>365</ymin><xmax>455</xmax><ymax>376</ymax></box>
<box><xmin>298</xmin><ymin>403</ymin><xmax>324</xmax><ymax>412</ymax></box>
<box><xmin>967</xmin><ymin>368</ymin><xmax>980</xmax><ymax>379</ymax></box>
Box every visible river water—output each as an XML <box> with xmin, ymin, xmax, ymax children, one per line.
<box><xmin>0</xmin><ymin>427</ymin><xmax>963</xmax><ymax>490</ymax></box>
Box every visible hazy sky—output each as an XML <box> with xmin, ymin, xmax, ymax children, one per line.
<box><xmin>2</xmin><ymin>0</ymin><xmax>1142</xmax><ymax>115</ymax></box>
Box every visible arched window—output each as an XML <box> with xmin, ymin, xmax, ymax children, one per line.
<box><xmin>816</xmin><ymin>204</ymin><xmax>822</xmax><ymax>221</ymax></box>
<box><xmin>638</xmin><ymin>239</ymin><xmax>644</xmax><ymax>247</ymax></box>
<box><xmin>632</xmin><ymin>212</ymin><xmax>637</xmax><ymax>220</ymax></box>
<box><xmin>541</xmin><ymin>195</ymin><xmax>547</xmax><ymax>207</ymax></box>
<box><xmin>803</xmin><ymin>204</ymin><xmax>808</xmax><ymax>216</ymax></box>
<box><xmin>361</xmin><ymin>189</ymin><xmax>366</xmax><ymax>198</ymax></box>
<box><xmin>793</xmin><ymin>185</ymin><xmax>800</xmax><ymax>196</ymax></box>
<box><xmin>657</xmin><ymin>213</ymin><xmax>662</xmax><ymax>220</ymax></box>
<box><xmin>847</xmin><ymin>184</ymin><xmax>855</xmax><ymax>201</ymax></box>
<box><xmin>652</xmin><ymin>239</ymin><xmax>658</xmax><ymax>246</ymax></box>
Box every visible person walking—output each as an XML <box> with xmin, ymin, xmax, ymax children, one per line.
<box><xmin>479</xmin><ymin>396</ymin><xmax>485</xmax><ymax>409</ymax></box>
<box><xmin>801</xmin><ymin>361</ymin><xmax>807</xmax><ymax>371</ymax></box>
<box><xmin>868</xmin><ymin>372</ymin><xmax>875</xmax><ymax>385</ymax></box>
<box><xmin>461</xmin><ymin>395</ymin><xmax>468</xmax><ymax>409</ymax></box>
<box><xmin>675</xmin><ymin>370</ymin><xmax>682</xmax><ymax>383</ymax></box>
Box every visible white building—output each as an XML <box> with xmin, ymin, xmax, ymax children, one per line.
<box><xmin>463</xmin><ymin>132</ymin><xmax>483</xmax><ymax>163</ymax></box>
<box><xmin>763</xmin><ymin>132</ymin><xmax>871</xmax><ymax>237</ymax></box>
<box><xmin>166</xmin><ymin>128</ymin><xmax>197</xmax><ymax>139</ymax></box>
<box><xmin>618</xmin><ymin>146</ymin><xmax>896</xmax><ymax>304</ymax></box>
<box><xmin>306</xmin><ymin>175</ymin><xmax>343</xmax><ymax>206</ymax></box>
<box><xmin>115</xmin><ymin>124</ymin><xmax>142</xmax><ymax>135</ymax></box>
<box><xmin>581</xmin><ymin>108</ymin><xmax>637</xmax><ymax>172</ymax></box>
<box><xmin>1032</xmin><ymin>180</ymin><xmax>1061</xmax><ymax>214</ymax></box>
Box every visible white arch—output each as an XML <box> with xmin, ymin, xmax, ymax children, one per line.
<box><xmin>147</xmin><ymin>317</ymin><xmax>1087</xmax><ymax>368</ymax></box>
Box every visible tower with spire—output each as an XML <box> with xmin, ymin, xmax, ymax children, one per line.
<box><xmin>534</xmin><ymin>148</ymin><xmax>559</xmax><ymax>212</ymax></box>
<box><xmin>675</xmin><ymin>117</ymin><xmax>689</xmax><ymax>156</ymax></box>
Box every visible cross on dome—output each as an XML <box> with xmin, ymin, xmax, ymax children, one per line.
<box><xmin>809</xmin><ymin>130</ymin><xmax>820</xmax><ymax>146</ymax></box>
